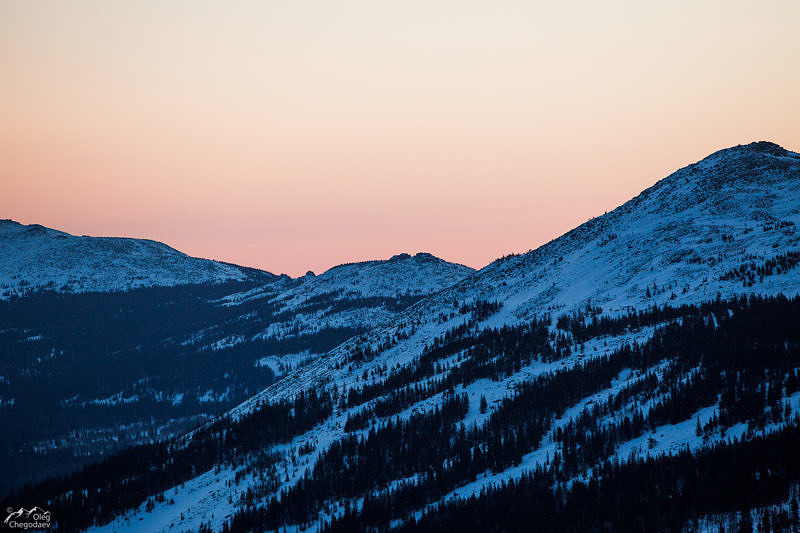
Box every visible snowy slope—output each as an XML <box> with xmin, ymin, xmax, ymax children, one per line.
<box><xmin>207</xmin><ymin>252</ymin><xmax>475</xmax><ymax>343</ymax></box>
<box><xmin>0</xmin><ymin>220</ymin><xmax>272</xmax><ymax>297</ymax></box>
<box><xmin>23</xmin><ymin>142</ymin><xmax>800</xmax><ymax>532</ymax></box>
<box><xmin>223</xmin><ymin>252</ymin><xmax>474</xmax><ymax>306</ymax></box>
<box><xmin>235</xmin><ymin>141</ymin><xmax>800</xmax><ymax>413</ymax></box>
<box><xmin>458</xmin><ymin>140</ymin><xmax>800</xmax><ymax>323</ymax></box>
<box><xmin>0</xmin><ymin>245</ymin><xmax>474</xmax><ymax>500</ymax></box>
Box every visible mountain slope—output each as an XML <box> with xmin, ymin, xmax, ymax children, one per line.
<box><xmin>235</xmin><ymin>141</ymin><xmax>800</xmax><ymax>413</ymax></box>
<box><xmin>0</xmin><ymin>220</ymin><xmax>273</xmax><ymax>297</ymax></box>
<box><xmin>0</xmin><ymin>247</ymin><xmax>473</xmax><ymax>500</ymax></box>
<box><xmin>211</xmin><ymin>252</ymin><xmax>475</xmax><ymax>347</ymax></box>
<box><xmin>224</xmin><ymin>252</ymin><xmax>474</xmax><ymax>306</ymax></box>
<box><xmin>8</xmin><ymin>142</ymin><xmax>800</xmax><ymax>533</ymax></box>
<box><xmin>461</xmin><ymin>140</ymin><xmax>800</xmax><ymax>321</ymax></box>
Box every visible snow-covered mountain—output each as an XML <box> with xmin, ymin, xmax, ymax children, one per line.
<box><xmin>0</xmin><ymin>244</ymin><xmax>474</xmax><ymax>500</ymax></box>
<box><xmin>223</xmin><ymin>252</ymin><xmax>474</xmax><ymax>306</ymax></box>
<box><xmin>456</xmin><ymin>140</ymin><xmax>800</xmax><ymax>321</ymax></box>
<box><xmin>233</xmin><ymin>141</ymin><xmax>800</xmax><ymax>413</ymax></box>
<box><xmin>7</xmin><ymin>142</ymin><xmax>800</xmax><ymax>533</ymax></box>
<box><xmin>206</xmin><ymin>252</ymin><xmax>475</xmax><ymax>348</ymax></box>
<box><xmin>175</xmin><ymin>252</ymin><xmax>475</xmax><ymax>378</ymax></box>
<box><xmin>0</xmin><ymin>220</ymin><xmax>272</xmax><ymax>297</ymax></box>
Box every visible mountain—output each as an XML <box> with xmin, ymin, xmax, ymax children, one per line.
<box><xmin>210</xmin><ymin>252</ymin><xmax>475</xmax><ymax>362</ymax></box>
<box><xmin>231</xmin><ymin>141</ymin><xmax>800</xmax><ymax>415</ymax></box>
<box><xmin>0</xmin><ymin>220</ymin><xmax>273</xmax><ymax>298</ymax></box>
<box><xmin>5</xmin><ymin>142</ymin><xmax>800</xmax><ymax>532</ymax></box>
<box><xmin>0</xmin><ymin>244</ymin><xmax>474</xmax><ymax>500</ymax></box>
<box><xmin>457</xmin><ymin>140</ymin><xmax>800</xmax><ymax>320</ymax></box>
<box><xmin>224</xmin><ymin>252</ymin><xmax>474</xmax><ymax>307</ymax></box>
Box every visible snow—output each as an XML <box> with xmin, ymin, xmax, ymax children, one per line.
<box><xmin>0</xmin><ymin>219</ymin><xmax>267</xmax><ymax>298</ymax></box>
<box><xmin>614</xmin><ymin>403</ymin><xmax>720</xmax><ymax>459</ymax></box>
<box><xmin>214</xmin><ymin>252</ymin><xmax>475</xmax><ymax>344</ymax></box>
<box><xmin>255</xmin><ymin>351</ymin><xmax>319</xmax><ymax>375</ymax></box>
<box><xmin>85</xmin><ymin>466</ymin><xmax>240</xmax><ymax>533</ymax></box>
<box><xmin>222</xmin><ymin>252</ymin><xmax>475</xmax><ymax>309</ymax></box>
<box><xmin>33</xmin><ymin>142</ymin><xmax>800</xmax><ymax>532</ymax></box>
<box><xmin>88</xmin><ymin>392</ymin><xmax>140</xmax><ymax>406</ymax></box>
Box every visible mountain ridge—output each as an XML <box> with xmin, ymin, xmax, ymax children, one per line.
<box><xmin>6</xmin><ymin>141</ymin><xmax>800</xmax><ymax>533</ymax></box>
<box><xmin>0</xmin><ymin>234</ymin><xmax>476</xmax><ymax>500</ymax></box>
<box><xmin>214</xmin><ymin>140</ymin><xmax>799</xmax><ymax>419</ymax></box>
<box><xmin>0</xmin><ymin>219</ymin><xmax>275</xmax><ymax>297</ymax></box>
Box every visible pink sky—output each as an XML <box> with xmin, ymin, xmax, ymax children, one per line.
<box><xmin>2</xmin><ymin>1</ymin><xmax>799</xmax><ymax>276</ymax></box>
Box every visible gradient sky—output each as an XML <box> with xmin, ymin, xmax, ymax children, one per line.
<box><xmin>2</xmin><ymin>1</ymin><xmax>799</xmax><ymax>276</ymax></box>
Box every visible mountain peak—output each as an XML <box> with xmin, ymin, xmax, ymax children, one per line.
<box><xmin>747</xmin><ymin>140</ymin><xmax>789</xmax><ymax>154</ymax></box>
<box><xmin>715</xmin><ymin>140</ymin><xmax>791</xmax><ymax>157</ymax></box>
<box><xmin>0</xmin><ymin>221</ymin><xmax>271</xmax><ymax>297</ymax></box>
<box><xmin>387</xmin><ymin>252</ymin><xmax>439</xmax><ymax>263</ymax></box>
<box><xmin>625</xmin><ymin>141</ymin><xmax>800</xmax><ymax>212</ymax></box>
<box><xmin>684</xmin><ymin>141</ymin><xmax>800</xmax><ymax>192</ymax></box>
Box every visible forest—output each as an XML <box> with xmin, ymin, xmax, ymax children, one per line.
<box><xmin>8</xmin><ymin>295</ymin><xmax>797</xmax><ymax>532</ymax></box>
<box><xmin>0</xmin><ymin>281</ymin><xmax>424</xmax><ymax>498</ymax></box>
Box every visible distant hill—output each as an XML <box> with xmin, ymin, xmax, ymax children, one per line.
<box><xmin>5</xmin><ymin>142</ymin><xmax>800</xmax><ymax>533</ymax></box>
<box><xmin>0</xmin><ymin>220</ymin><xmax>274</xmax><ymax>297</ymax></box>
<box><xmin>0</xmin><ymin>243</ymin><xmax>474</xmax><ymax>499</ymax></box>
<box><xmin>27</xmin><ymin>141</ymin><xmax>800</xmax><ymax>533</ymax></box>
